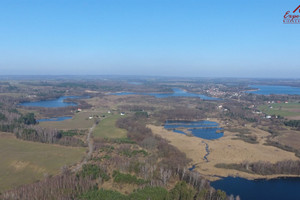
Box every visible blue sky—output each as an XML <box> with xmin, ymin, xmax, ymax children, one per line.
<box><xmin>0</xmin><ymin>0</ymin><xmax>299</xmax><ymax>78</ymax></box>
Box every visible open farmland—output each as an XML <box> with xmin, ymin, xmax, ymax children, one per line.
<box><xmin>259</xmin><ymin>102</ymin><xmax>300</xmax><ymax>119</ymax></box>
<box><xmin>0</xmin><ymin>132</ymin><xmax>85</xmax><ymax>192</ymax></box>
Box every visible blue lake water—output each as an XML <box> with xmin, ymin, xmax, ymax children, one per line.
<box><xmin>38</xmin><ymin>116</ymin><xmax>72</xmax><ymax>122</ymax></box>
<box><xmin>110</xmin><ymin>88</ymin><xmax>218</xmax><ymax>100</ymax></box>
<box><xmin>20</xmin><ymin>96</ymin><xmax>87</xmax><ymax>122</ymax></box>
<box><xmin>246</xmin><ymin>85</ymin><xmax>300</xmax><ymax>95</ymax></box>
<box><xmin>20</xmin><ymin>96</ymin><xmax>84</xmax><ymax>108</ymax></box>
<box><xmin>164</xmin><ymin>120</ymin><xmax>224</xmax><ymax>140</ymax></box>
<box><xmin>211</xmin><ymin>176</ymin><xmax>300</xmax><ymax>200</ymax></box>
<box><xmin>128</xmin><ymin>82</ymin><xmax>142</xmax><ymax>85</ymax></box>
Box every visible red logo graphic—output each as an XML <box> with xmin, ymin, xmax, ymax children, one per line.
<box><xmin>283</xmin><ymin>5</ymin><xmax>300</xmax><ymax>24</ymax></box>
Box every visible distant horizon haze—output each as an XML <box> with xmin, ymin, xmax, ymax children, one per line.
<box><xmin>0</xmin><ymin>74</ymin><xmax>299</xmax><ymax>80</ymax></box>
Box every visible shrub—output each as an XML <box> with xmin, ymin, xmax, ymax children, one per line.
<box><xmin>78</xmin><ymin>164</ymin><xmax>110</xmax><ymax>181</ymax></box>
<box><xmin>112</xmin><ymin>170</ymin><xmax>148</xmax><ymax>185</ymax></box>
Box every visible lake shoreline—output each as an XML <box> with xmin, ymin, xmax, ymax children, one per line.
<box><xmin>246</xmin><ymin>85</ymin><xmax>300</xmax><ymax>95</ymax></box>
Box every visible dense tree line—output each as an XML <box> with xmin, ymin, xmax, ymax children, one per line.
<box><xmin>264</xmin><ymin>140</ymin><xmax>300</xmax><ymax>158</ymax></box>
<box><xmin>154</xmin><ymin>107</ymin><xmax>206</xmax><ymax>123</ymax></box>
<box><xmin>14</xmin><ymin>126</ymin><xmax>85</xmax><ymax>147</ymax></box>
<box><xmin>0</xmin><ymin>109</ymin><xmax>25</xmax><ymax>132</ymax></box>
<box><xmin>18</xmin><ymin>113</ymin><xmax>37</xmax><ymax>125</ymax></box>
<box><xmin>1</xmin><ymin>166</ymin><xmax>232</xmax><ymax>200</ymax></box>
<box><xmin>1</xmin><ymin>171</ymin><xmax>94</xmax><ymax>200</ymax></box>
<box><xmin>216</xmin><ymin>160</ymin><xmax>300</xmax><ymax>175</ymax></box>
<box><xmin>118</xmin><ymin>104</ymin><xmax>156</xmax><ymax>112</ymax></box>
<box><xmin>78</xmin><ymin>164</ymin><xmax>110</xmax><ymax>181</ymax></box>
<box><xmin>284</xmin><ymin>120</ymin><xmax>300</xmax><ymax>128</ymax></box>
<box><xmin>116</xmin><ymin>116</ymin><xmax>191</xmax><ymax>168</ymax></box>
<box><xmin>79</xmin><ymin>181</ymin><xmax>231</xmax><ymax>200</ymax></box>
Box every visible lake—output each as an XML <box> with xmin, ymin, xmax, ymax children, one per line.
<box><xmin>20</xmin><ymin>96</ymin><xmax>86</xmax><ymax>122</ymax></box>
<box><xmin>246</xmin><ymin>85</ymin><xmax>300</xmax><ymax>95</ymax></box>
<box><xmin>38</xmin><ymin>116</ymin><xmax>72</xmax><ymax>122</ymax></box>
<box><xmin>211</xmin><ymin>176</ymin><xmax>300</xmax><ymax>200</ymax></box>
<box><xmin>110</xmin><ymin>88</ymin><xmax>218</xmax><ymax>100</ymax></box>
<box><xmin>20</xmin><ymin>96</ymin><xmax>85</xmax><ymax>108</ymax></box>
<box><xmin>128</xmin><ymin>82</ymin><xmax>142</xmax><ymax>85</ymax></box>
<box><xmin>164</xmin><ymin>120</ymin><xmax>224</xmax><ymax>140</ymax></box>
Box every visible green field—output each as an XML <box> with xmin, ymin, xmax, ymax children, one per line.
<box><xmin>93</xmin><ymin>114</ymin><xmax>127</xmax><ymax>139</ymax></box>
<box><xmin>0</xmin><ymin>133</ymin><xmax>85</xmax><ymax>192</ymax></box>
<box><xmin>39</xmin><ymin>111</ymin><xmax>94</xmax><ymax>130</ymax></box>
<box><xmin>259</xmin><ymin>103</ymin><xmax>300</xmax><ymax>117</ymax></box>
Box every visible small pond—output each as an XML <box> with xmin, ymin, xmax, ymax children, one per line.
<box><xmin>128</xmin><ymin>82</ymin><xmax>142</xmax><ymax>85</ymax></box>
<box><xmin>164</xmin><ymin>120</ymin><xmax>224</xmax><ymax>140</ymax></box>
<box><xmin>38</xmin><ymin>116</ymin><xmax>72</xmax><ymax>122</ymax></box>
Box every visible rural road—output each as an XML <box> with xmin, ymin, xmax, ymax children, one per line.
<box><xmin>72</xmin><ymin>123</ymin><xmax>96</xmax><ymax>172</ymax></box>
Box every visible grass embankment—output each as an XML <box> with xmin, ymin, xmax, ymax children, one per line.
<box><xmin>259</xmin><ymin>103</ymin><xmax>300</xmax><ymax>118</ymax></box>
<box><xmin>0</xmin><ymin>132</ymin><xmax>85</xmax><ymax>192</ymax></box>
<box><xmin>93</xmin><ymin>115</ymin><xmax>127</xmax><ymax>139</ymax></box>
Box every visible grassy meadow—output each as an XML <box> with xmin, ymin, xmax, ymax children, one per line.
<box><xmin>259</xmin><ymin>102</ymin><xmax>300</xmax><ymax>118</ymax></box>
<box><xmin>93</xmin><ymin>114</ymin><xmax>127</xmax><ymax>139</ymax></box>
<box><xmin>0</xmin><ymin>132</ymin><xmax>85</xmax><ymax>192</ymax></box>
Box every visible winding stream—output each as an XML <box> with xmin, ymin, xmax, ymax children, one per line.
<box><xmin>202</xmin><ymin>141</ymin><xmax>210</xmax><ymax>162</ymax></box>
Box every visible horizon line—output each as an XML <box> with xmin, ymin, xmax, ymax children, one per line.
<box><xmin>0</xmin><ymin>74</ymin><xmax>299</xmax><ymax>80</ymax></box>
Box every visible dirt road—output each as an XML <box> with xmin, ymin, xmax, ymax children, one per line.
<box><xmin>72</xmin><ymin>123</ymin><xmax>96</xmax><ymax>172</ymax></box>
